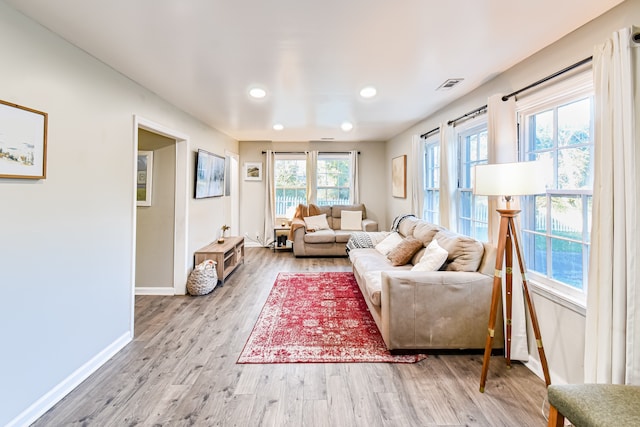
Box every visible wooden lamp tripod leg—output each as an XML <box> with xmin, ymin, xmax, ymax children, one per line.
<box><xmin>510</xmin><ymin>220</ymin><xmax>551</xmax><ymax>386</ymax></box>
<box><xmin>480</xmin><ymin>210</ymin><xmax>551</xmax><ymax>391</ymax></box>
<box><xmin>505</xmin><ymin>219</ymin><xmax>513</xmax><ymax>369</ymax></box>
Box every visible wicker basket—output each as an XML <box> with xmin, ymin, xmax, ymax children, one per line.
<box><xmin>187</xmin><ymin>260</ymin><xmax>218</xmax><ymax>296</ymax></box>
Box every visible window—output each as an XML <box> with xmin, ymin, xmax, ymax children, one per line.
<box><xmin>274</xmin><ymin>155</ymin><xmax>306</xmax><ymax>217</ymax></box>
<box><xmin>423</xmin><ymin>137</ymin><xmax>440</xmax><ymax>223</ymax></box>
<box><xmin>316</xmin><ymin>154</ymin><xmax>351</xmax><ymax>206</ymax></box>
<box><xmin>457</xmin><ymin>124</ymin><xmax>488</xmax><ymax>241</ymax></box>
<box><xmin>519</xmin><ymin>84</ymin><xmax>593</xmax><ymax>300</ymax></box>
<box><xmin>273</xmin><ymin>152</ymin><xmax>355</xmax><ymax>217</ymax></box>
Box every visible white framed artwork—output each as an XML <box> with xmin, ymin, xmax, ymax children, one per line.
<box><xmin>137</xmin><ymin>151</ymin><xmax>153</xmax><ymax>206</ymax></box>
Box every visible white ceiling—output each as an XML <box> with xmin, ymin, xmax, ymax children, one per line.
<box><xmin>5</xmin><ymin>0</ymin><xmax>624</xmax><ymax>142</ymax></box>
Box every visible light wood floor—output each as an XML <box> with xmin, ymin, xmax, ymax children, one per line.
<box><xmin>33</xmin><ymin>247</ymin><xmax>549</xmax><ymax>426</ymax></box>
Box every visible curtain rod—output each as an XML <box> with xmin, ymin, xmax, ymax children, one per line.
<box><xmin>420</xmin><ymin>126</ymin><xmax>440</xmax><ymax>139</ymax></box>
<box><xmin>447</xmin><ymin>104</ymin><xmax>487</xmax><ymax>126</ymax></box>
<box><xmin>261</xmin><ymin>151</ymin><xmax>360</xmax><ymax>154</ymax></box>
<box><xmin>502</xmin><ymin>56</ymin><xmax>593</xmax><ymax>102</ymax></box>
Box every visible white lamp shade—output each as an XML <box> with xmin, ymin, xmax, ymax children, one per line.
<box><xmin>473</xmin><ymin>160</ymin><xmax>551</xmax><ymax>196</ymax></box>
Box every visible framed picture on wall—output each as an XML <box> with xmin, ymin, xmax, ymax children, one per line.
<box><xmin>195</xmin><ymin>149</ymin><xmax>225</xmax><ymax>199</ymax></box>
<box><xmin>392</xmin><ymin>155</ymin><xmax>406</xmax><ymax>198</ymax></box>
<box><xmin>0</xmin><ymin>99</ymin><xmax>48</xmax><ymax>179</ymax></box>
<box><xmin>137</xmin><ymin>151</ymin><xmax>153</xmax><ymax>206</ymax></box>
<box><xmin>244</xmin><ymin>162</ymin><xmax>262</xmax><ymax>181</ymax></box>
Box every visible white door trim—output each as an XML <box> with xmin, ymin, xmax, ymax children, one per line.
<box><xmin>225</xmin><ymin>150</ymin><xmax>240</xmax><ymax>236</ymax></box>
<box><xmin>132</xmin><ymin>116</ymin><xmax>190</xmax><ymax>331</ymax></box>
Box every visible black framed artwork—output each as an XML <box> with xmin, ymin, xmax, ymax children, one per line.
<box><xmin>195</xmin><ymin>149</ymin><xmax>225</xmax><ymax>199</ymax></box>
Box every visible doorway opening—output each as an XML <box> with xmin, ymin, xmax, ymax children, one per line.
<box><xmin>131</xmin><ymin>116</ymin><xmax>190</xmax><ymax>331</ymax></box>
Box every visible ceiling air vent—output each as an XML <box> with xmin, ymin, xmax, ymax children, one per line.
<box><xmin>437</xmin><ymin>78</ymin><xmax>464</xmax><ymax>91</ymax></box>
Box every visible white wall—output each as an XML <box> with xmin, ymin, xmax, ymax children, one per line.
<box><xmin>0</xmin><ymin>4</ymin><xmax>237</xmax><ymax>425</ymax></box>
<box><xmin>385</xmin><ymin>0</ymin><xmax>640</xmax><ymax>384</ymax></box>
<box><xmin>239</xmin><ymin>140</ymin><xmax>387</xmax><ymax>244</ymax></box>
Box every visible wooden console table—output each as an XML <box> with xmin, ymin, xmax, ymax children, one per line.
<box><xmin>194</xmin><ymin>236</ymin><xmax>244</xmax><ymax>284</ymax></box>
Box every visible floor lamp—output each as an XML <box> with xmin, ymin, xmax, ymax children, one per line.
<box><xmin>473</xmin><ymin>160</ymin><xmax>552</xmax><ymax>392</ymax></box>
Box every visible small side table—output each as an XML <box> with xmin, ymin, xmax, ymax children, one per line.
<box><xmin>273</xmin><ymin>226</ymin><xmax>292</xmax><ymax>252</ymax></box>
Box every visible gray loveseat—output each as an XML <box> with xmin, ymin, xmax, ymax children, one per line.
<box><xmin>348</xmin><ymin>215</ymin><xmax>504</xmax><ymax>351</ymax></box>
<box><xmin>291</xmin><ymin>204</ymin><xmax>378</xmax><ymax>257</ymax></box>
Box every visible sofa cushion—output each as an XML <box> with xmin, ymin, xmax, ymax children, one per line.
<box><xmin>387</xmin><ymin>237</ymin><xmax>424</xmax><ymax>266</ymax></box>
<box><xmin>304</xmin><ymin>213</ymin><xmax>330</xmax><ymax>231</ymax></box>
<box><xmin>435</xmin><ymin>229</ymin><xmax>484</xmax><ymax>272</ymax></box>
<box><xmin>374</xmin><ymin>232</ymin><xmax>404</xmax><ymax>255</ymax></box>
<box><xmin>411</xmin><ymin>238</ymin><xmax>448</xmax><ymax>271</ymax></box>
<box><xmin>334</xmin><ymin>230</ymin><xmax>352</xmax><ymax>243</ymax></box>
<box><xmin>411</xmin><ymin>247</ymin><xmax>426</xmax><ymax>265</ymax></box>
<box><xmin>303</xmin><ymin>229</ymin><xmax>335</xmax><ymax>243</ymax></box>
<box><xmin>478</xmin><ymin>242</ymin><xmax>497</xmax><ymax>276</ymax></box>
<box><xmin>413</xmin><ymin>221</ymin><xmax>442</xmax><ymax>245</ymax></box>
<box><xmin>332</xmin><ymin>204</ymin><xmax>365</xmax><ymax>230</ymax></box>
<box><xmin>341</xmin><ymin>210</ymin><xmax>363</xmax><ymax>230</ymax></box>
<box><xmin>350</xmin><ymin>248</ymin><xmax>398</xmax><ymax>274</ymax></box>
<box><xmin>357</xmin><ymin>262</ymin><xmax>411</xmax><ymax>307</ymax></box>
<box><xmin>332</xmin><ymin>204</ymin><xmax>366</xmax><ymax>219</ymax></box>
<box><xmin>397</xmin><ymin>216</ymin><xmax>420</xmax><ymax>237</ymax></box>
<box><xmin>313</xmin><ymin>205</ymin><xmax>333</xmax><ymax>228</ymax></box>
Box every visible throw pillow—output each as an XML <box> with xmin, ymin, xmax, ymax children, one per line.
<box><xmin>411</xmin><ymin>238</ymin><xmax>448</xmax><ymax>272</ymax></box>
<box><xmin>374</xmin><ymin>232</ymin><xmax>404</xmax><ymax>255</ymax></box>
<box><xmin>303</xmin><ymin>213</ymin><xmax>330</xmax><ymax>231</ymax></box>
<box><xmin>387</xmin><ymin>237</ymin><xmax>424</xmax><ymax>266</ymax></box>
<box><xmin>434</xmin><ymin>229</ymin><xmax>484</xmax><ymax>272</ymax></box>
<box><xmin>341</xmin><ymin>210</ymin><xmax>363</xmax><ymax>231</ymax></box>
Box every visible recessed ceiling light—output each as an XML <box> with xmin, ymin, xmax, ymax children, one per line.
<box><xmin>341</xmin><ymin>121</ymin><xmax>354</xmax><ymax>132</ymax></box>
<box><xmin>249</xmin><ymin>87</ymin><xmax>267</xmax><ymax>99</ymax></box>
<box><xmin>360</xmin><ymin>86</ymin><xmax>377</xmax><ymax>99</ymax></box>
<box><xmin>273</xmin><ymin>123</ymin><xmax>284</xmax><ymax>131</ymax></box>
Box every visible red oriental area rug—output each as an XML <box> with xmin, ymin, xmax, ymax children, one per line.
<box><xmin>237</xmin><ymin>272</ymin><xmax>426</xmax><ymax>364</ymax></box>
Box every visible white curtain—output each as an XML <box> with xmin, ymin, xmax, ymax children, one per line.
<box><xmin>585</xmin><ymin>26</ymin><xmax>639</xmax><ymax>385</ymax></box>
<box><xmin>487</xmin><ymin>94</ymin><xmax>528</xmax><ymax>361</ymax></box>
<box><xmin>411</xmin><ymin>135</ymin><xmax>424</xmax><ymax>217</ymax></box>
<box><xmin>263</xmin><ymin>150</ymin><xmax>276</xmax><ymax>247</ymax></box>
<box><xmin>349</xmin><ymin>150</ymin><xmax>360</xmax><ymax>204</ymax></box>
<box><xmin>306</xmin><ymin>150</ymin><xmax>318</xmax><ymax>205</ymax></box>
<box><xmin>439</xmin><ymin>123</ymin><xmax>457</xmax><ymax>231</ymax></box>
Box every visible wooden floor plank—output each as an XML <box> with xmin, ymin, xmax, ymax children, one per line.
<box><xmin>302</xmin><ymin>399</ymin><xmax>331</xmax><ymax>427</ymax></box>
<box><xmin>302</xmin><ymin>364</ymin><xmax>327</xmax><ymax>401</ymax></box>
<box><xmin>32</xmin><ymin>247</ymin><xmax>547</xmax><ymax>426</ymax></box>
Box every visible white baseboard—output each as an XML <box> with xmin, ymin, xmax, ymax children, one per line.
<box><xmin>7</xmin><ymin>332</ymin><xmax>132</xmax><ymax>427</ymax></box>
<box><xmin>523</xmin><ymin>357</ymin><xmax>543</xmax><ymax>380</ymax></box>
<box><xmin>244</xmin><ymin>241</ymin><xmax>263</xmax><ymax>248</ymax></box>
<box><xmin>524</xmin><ymin>356</ymin><xmax>569</xmax><ymax>386</ymax></box>
<box><xmin>135</xmin><ymin>286</ymin><xmax>176</xmax><ymax>295</ymax></box>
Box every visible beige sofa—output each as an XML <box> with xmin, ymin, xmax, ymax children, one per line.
<box><xmin>291</xmin><ymin>204</ymin><xmax>378</xmax><ymax>257</ymax></box>
<box><xmin>349</xmin><ymin>215</ymin><xmax>504</xmax><ymax>351</ymax></box>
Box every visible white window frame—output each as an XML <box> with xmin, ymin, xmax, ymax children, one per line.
<box><xmin>516</xmin><ymin>71</ymin><xmax>593</xmax><ymax>310</ymax></box>
<box><xmin>316</xmin><ymin>153</ymin><xmax>351</xmax><ymax>206</ymax></box>
<box><xmin>273</xmin><ymin>152</ymin><xmax>356</xmax><ymax>217</ymax></box>
<box><xmin>423</xmin><ymin>135</ymin><xmax>440</xmax><ymax>223</ymax></box>
<box><xmin>274</xmin><ymin>153</ymin><xmax>307</xmax><ymax>218</ymax></box>
<box><xmin>456</xmin><ymin>120</ymin><xmax>489</xmax><ymax>240</ymax></box>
